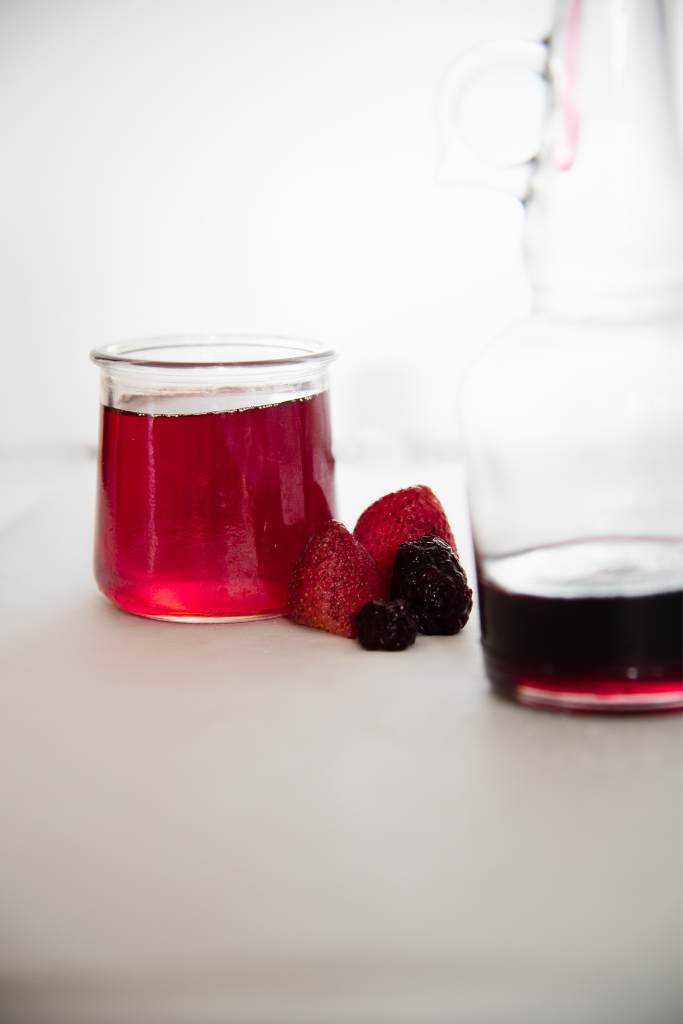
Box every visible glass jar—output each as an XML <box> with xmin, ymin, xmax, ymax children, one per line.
<box><xmin>91</xmin><ymin>336</ymin><xmax>336</xmax><ymax>622</ymax></box>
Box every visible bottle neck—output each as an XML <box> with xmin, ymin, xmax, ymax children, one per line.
<box><xmin>524</xmin><ymin>0</ymin><xmax>683</xmax><ymax>317</ymax></box>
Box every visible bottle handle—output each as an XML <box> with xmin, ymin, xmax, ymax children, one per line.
<box><xmin>436</xmin><ymin>40</ymin><xmax>548</xmax><ymax>199</ymax></box>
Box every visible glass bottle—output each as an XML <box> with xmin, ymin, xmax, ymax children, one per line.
<box><xmin>439</xmin><ymin>0</ymin><xmax>683</xmax><ymax>711</ymax></box>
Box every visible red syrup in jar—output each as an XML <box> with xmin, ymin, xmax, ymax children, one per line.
<box><xmin>95</xmin><ymin>392</ymin><xmax>335</xmax><ymax>620</ymax></box>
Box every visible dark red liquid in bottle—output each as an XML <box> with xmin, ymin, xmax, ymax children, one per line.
<box><xmin>479</xmin><ymin>580</ymin><xmax>683</xmax><ymax>712</ymax></box>
<box><xmin>95</xmin><ymin>393</ymin><xmax>335</xmax><ymax>620</ymax></box>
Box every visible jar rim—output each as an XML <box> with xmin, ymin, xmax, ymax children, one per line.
<box><xmin>90</xmin><ymin>333</ymin><xmax>336</xmax><ymax>370</ymax></box>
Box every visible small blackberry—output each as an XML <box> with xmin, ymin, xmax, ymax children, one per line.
<box><xmin>355</xmin><ymin>599</ymin><xmax>417</xmax><ymax>651</ymax></box>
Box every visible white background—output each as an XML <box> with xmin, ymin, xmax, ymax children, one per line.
<box><xmin>3</xmin><ymin>0</ymin><xmax>683</xmax><ymax>458</ymax></box>
<box><xmin>0</xmin><ymin>0</ymin><xmax>560</xmax><ymax>459</ymax></box>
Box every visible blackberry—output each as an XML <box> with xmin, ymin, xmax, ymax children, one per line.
<box><xmin>355</xmin><ymin>599</ymin><xmax>417</xmax><ymax>651</ymax></box>
<box><xmin>391</xmin><ymin>534</ymin><xmax>472</xmax><ymax>635</ymax></box>
<box><xmin>391</xmin><ymin>534</ymin><xmax>464</xmax><ymax>599</ymax></box>
<box><xmin>409</xmin><ymin>564</ymin><xmax>472</xmax><ymax>635</ymax></box>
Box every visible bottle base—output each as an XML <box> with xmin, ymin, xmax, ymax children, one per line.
<box><xmin>485</xmin><ymin>653</ymin><xmax>683</xmax><ymax>714</ymax></box>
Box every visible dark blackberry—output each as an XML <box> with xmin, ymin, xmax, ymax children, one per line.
<box><xmin>355</xmin><ymin>599</ymin><xmax>417</xmax><ymax>651</ymax></box>
<box><xmin>408</xmin><ymin>564</ymin><xmax>473</xmax><ymax>635</ymax></box>
<box><xmin>390</xmin><ymin>534</ymin><xmax>465</xmax><ymax>602</ymax></box>
<box><xmin>391</xmin><ymin>534</ymin><xmax>472</xmax><ymax>635</ymax></box>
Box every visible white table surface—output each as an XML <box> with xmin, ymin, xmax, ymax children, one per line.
<box><xmin>1</xmin><ymin>449</ymin><xmax>681</xmax><ymax>1024</ymax></box>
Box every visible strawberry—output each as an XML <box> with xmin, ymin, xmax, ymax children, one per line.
<box><xmin>353</xmin><ymin>485</ymin><xmax>456</xmax><ymax>579</ymax></box>
<box><xmin>288</xmin><ymin>520</ymin><xmax>387</xmax><ymax>638</ymax></box>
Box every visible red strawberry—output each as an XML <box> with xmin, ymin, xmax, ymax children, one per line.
<box><xmin>289</xmin><ymin>520</ymin><xmax>387</xmax><ymax>638</ymax></box>
<box><xmin>353</xmin><ymin>485</ymin><xmax>456</xmax><ymax>579</ymax></box>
